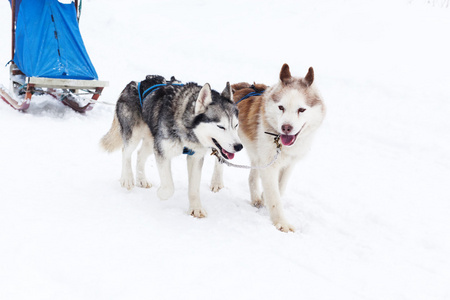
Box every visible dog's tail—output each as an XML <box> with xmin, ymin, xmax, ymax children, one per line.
<box><xmin>100</xmin><ymin>113</ymin><xmax>122</xmax><ymax>153</ymax></box>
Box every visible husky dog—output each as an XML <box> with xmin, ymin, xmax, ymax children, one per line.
<box><xmin>101</xmin><ymin>75</ymin><xmax>243</xmax><ymax>217</ymax></box>
<box><xmin>211</xmin><ymin>64</ymin><xmax>325</xmax><ymax>232</ymax></box>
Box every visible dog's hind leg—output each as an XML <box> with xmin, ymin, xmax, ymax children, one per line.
<box><xmin>136</xmin><ymin>132</ymin><xmax>153</xmax><ymax>189</ymax></box>
<box><xmin>121</xmin><ymin>143</ymin><xmax>138</xmax><ymax>190</ymax></box>
<box><xmin>187</xmin><ymin>155</ymin><xmax>207</xmax><ymax>218</ymax></box>
<box><xmin>278</xmin><ymin>165</ymin><xmax>294</xmax><ymax>197</ymax></box>
<box><xmin>210</xmin><ymin>159</ymin><xmax>224</xmax><ymax>192</ymax></box>
<box><xmin>155</xmin><ymin>155</ymin><xmax>175</xmax><ymax>200</ymax></box>
<box><xmin>120</xmin><ymin>130</ymin><xmax>142</xmax><ymax>190</ymax></box>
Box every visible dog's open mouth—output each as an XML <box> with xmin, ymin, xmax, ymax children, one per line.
<box><xmin>280</xmin><ymin>134</ymin><xmax>297</xmax><ymax>146</ymax></box>
<box><xmin>280</xmin><ymin>124</ymin><xmax>305</xmax><ymax>146</ymax></box>
<box><xmin>212</xmin><ymin>138</ymin><xmax>234</xmax><ymax>160</ymax></box>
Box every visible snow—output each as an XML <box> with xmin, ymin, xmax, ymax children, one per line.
<box><xmin>1</xmin><ymin>0</ymin><xmax>450</xmax><ymax>299</ymax></box>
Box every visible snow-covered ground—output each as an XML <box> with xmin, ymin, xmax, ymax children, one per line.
<box><xmin>1</xmin><ymin>0</ymin><xmax>449</xmax><ymax>299</ymax></box>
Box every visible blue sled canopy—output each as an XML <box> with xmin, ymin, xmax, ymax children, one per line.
<box><xmin>10</xmin><ymin>0</ymin><xmax>98</xmax><ymax>80</ymax></box>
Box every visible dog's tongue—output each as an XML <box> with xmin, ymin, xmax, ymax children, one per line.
<box><xmin>280</xmin><ymin>134</ymin><xmax>296</xmax><ymax>146</ymax></box>
<box><xmin>222</xmin><ymin>149</ymin><xmax>235</xmax><ymax>160</ymax></box>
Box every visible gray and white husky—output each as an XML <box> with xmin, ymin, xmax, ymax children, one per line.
<box><xmin>100</xmin><ymin>75</ymin><xmax>242</xmax><ymax>217</ymax></box>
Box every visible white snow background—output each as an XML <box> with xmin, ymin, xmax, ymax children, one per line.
<box><xmin>1</xmin><ymin>0</ymin><xmax>449</xmax><ymax>299</ymax></box>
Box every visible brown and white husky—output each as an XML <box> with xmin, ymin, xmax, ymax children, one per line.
<box><xmin>211</xmin><ymin>64</ymin><xmax>326</xmax><ymax>232</ymax></box>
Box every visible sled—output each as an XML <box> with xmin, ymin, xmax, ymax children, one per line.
<box><xmin>0</xmin><ymin>0</ymin><xmax>108</xmax><ymax>112</ymax></box>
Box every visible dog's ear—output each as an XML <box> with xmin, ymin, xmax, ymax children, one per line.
<box><xmin>221</xmin><ymin>82</ymin><xmax>233</xmax><ymax>100</ymax></box>
<box><xmin>195</xmin><ymin>83</ymin><xmax>213</xmax><ymax>115</ymax></box>
<box><xmin>280</xmin><ymin>63</ymin><xmax>291</xmax><ymax>84</ymax></box>
<box><xmin>304</xmin><ymin>67</ymin><xmax>314</xmax><ymax>86</ymax></box>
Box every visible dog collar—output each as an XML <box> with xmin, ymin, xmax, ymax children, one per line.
<box><xmin>264</xmin><ymin>132</ymin><xmax>282</xmax><ymax>150</ymax></box>
<box><xmin>182</xmin><ymin>147</ymin><xmax>195</xmax><ymax>155</ymax></box>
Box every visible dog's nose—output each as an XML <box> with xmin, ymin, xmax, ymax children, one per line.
<box><xmin>281</xmin><ymin>124</ymin><xmax>293</xmax><ymax>134</ymax></box>
<box><xmin>234</xmin><ymin>143</ymin><xmax>243</xmax><ymax>152</ymax></box>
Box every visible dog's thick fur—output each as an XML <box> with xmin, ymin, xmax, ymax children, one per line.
<box><xmin>211</xmin><ymin>64</ymin><xmax>326</xmax><ymax>232</ymax></box>
<box><xmin>101</xmin><ymin>75</ymin><xmax>242</xmax><ymax>217</ymax></box>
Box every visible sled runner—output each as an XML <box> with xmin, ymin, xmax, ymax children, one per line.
<box><xmin>0</xmin><ymin>0</ymin><xmax>108</xmax><ymax>112</ymax></box>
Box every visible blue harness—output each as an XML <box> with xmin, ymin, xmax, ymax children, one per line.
<box><xmin>235</xmin><ymin>86</ymin><xmax>265</xmax><ymax>105</ymax></box>
<box><xmin>137</xmin><ymin>81</ymin><xmax>195</xmax><ymax>155</ymax></box>
<box><xmin>137</xmin><ymin>82</ymin><xmax>184</xmax><ymax>107</ymax></box>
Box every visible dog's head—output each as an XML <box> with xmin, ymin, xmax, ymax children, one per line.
<box><xmin>264</xmin><ymin>64</ymin><xmax>325</xmax><ymax>147</ymax></box>
<box><xmin>192</xmin><ymin>83</ymin><xmax>243</xmax><ymax>159</ymax></box>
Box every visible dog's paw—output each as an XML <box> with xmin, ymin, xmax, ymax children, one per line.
<box><xmin>120</xmin><ymin>178</ymin><xmax>134</xmax><ymax>190</ymax></box>
<box><xmin>210</xmin><ymin>181</ymin><xmax>224</xmax><ymax>193</ymax></box>
<box><xmin>252</xmin><ymin>198</ymin><xmax>264</xmax><ymax>208</ymax></box>
<box><xmin>274</xmin><ymin>220</ymin><xmax>295</xmax><ymax>233</ymax></box>
<box><xmin>189</xmin><ymin>207</ymin><xmax>208</xmax><ymax>218</ymax></box>
<box><xmin>252</xmin><ymin>192</ymin><xmax>265</xmax><ymax>208</ymax></box>
<box><xmin>157</xmin><ymin>186</ymin><xmax>174</xmax><ymax>200</ymax></box>
<box><xmin>136</xmin><ymin>177</ymin><xmax>152</xmax><ymax>189</ymax></box>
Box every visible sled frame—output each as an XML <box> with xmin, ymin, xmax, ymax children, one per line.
<box><xmin>1</xmin><ymin>0</ymin><xmax>108</xmax><ymax>113</ymax></box>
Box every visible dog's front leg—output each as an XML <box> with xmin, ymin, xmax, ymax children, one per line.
<box><xmin>210</xmin><ymin>159</ymin><xmax>224</xmax><ymax>192</ymax></box>
<box><xmin>155</xmin><ymin>155</ymin><xmax>174</xmax><ymax>200</ymax></box>
<box><xmin>260</xmin><ymin>168</ymin><xmax>295</xmax><ymax>232</ymax></box>
<box><xmin>187</xmin><ymin>155</ymin><xmax>207</xmax><ymax>218</ymax></box>
<box><xmin>249</xmin><ymin>168</ymin><xmax>263</xmax><ymax>207</ymax></box>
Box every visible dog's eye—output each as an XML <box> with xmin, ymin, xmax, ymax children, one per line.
<box><xmin>217</xmin><ymin>125</ymin><xmax>225</xmax><ymax>130</ymax></box>
<box><xmin>278</xmin><ymin>105</ymin><xmax>285</xmax><ymax>112</ymax></box>
<box><xmin>298</xmin><ymin>108</ymin><xmax>306</xmax><ymax>113</ymax></box>
<box><xmin>234</xmin><ymin>124</ymin><xmax>239</xmax><ymax>129</ymax></box>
